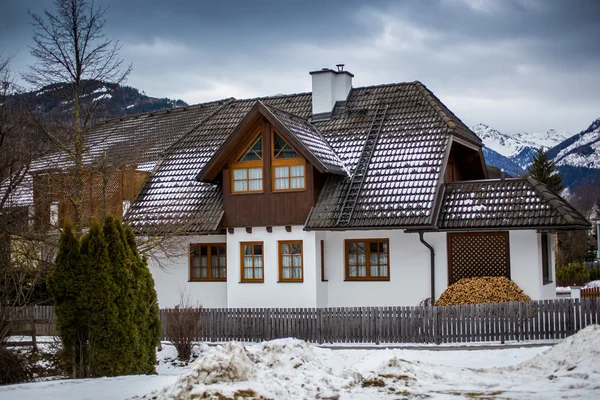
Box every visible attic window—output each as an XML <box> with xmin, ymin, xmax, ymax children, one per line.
<box><xmin>232</xmin><ymin>135</ymin><xmax>264</xmax><ymax>193</ymax></box>
<box><xmin>273</xmin><ymin>132</ymin><xmax>298</xmax><ymax>159</ymax></box>
<box><xmin>238</xmin><ymin>136</ymin><xmax>262</xmax><ymax>161</ymax></box>
<box><xmin>272</xmin><ymin>131</ymin><xmax>306</xmax><ymax>191</ymax></box>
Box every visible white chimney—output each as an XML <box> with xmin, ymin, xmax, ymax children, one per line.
<box><xmin>310</xmin><ymin>64</ymin><xmax>353</xmax><ymax>120</ymax></box>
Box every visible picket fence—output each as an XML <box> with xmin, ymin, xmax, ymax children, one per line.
<box><xmin>7</xmin><ymin>298</ymin><xmax>600</xmax><ymax>345</ymax></box>
<box><xmin>160</xmin><ymin>298</ymin><xmax>600</xmax><ymax>344</ymax></box>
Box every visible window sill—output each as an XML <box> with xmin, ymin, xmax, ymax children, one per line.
<box><xmin>230</xmin><ymin>191</ymin><xmax>264</xmax><ymax>196</ymax></box>
<box><xmin>189</xmin><ymin>279</ymin><xmax>227</xmax><ymax>283</ymax></box>
<box><xmin>277</xmin><ymin>280</ymin><xmax>304</xmax><ymax>283</ymax></box>
<box><xmin>543</xmin><ymin>280</ymin><xmax>553</xmax><ymax>285</ymax></box>
<box><xmin>344</xmin><ymin>278</ymin><xmax>390</xmax><ymax>282</ymax></box>
<box><xmin>239</xmin><ymin>280</ymin><xmax>264</xmax><ymax>283</ymax></box>
<box><xmin>272</xmin><ymin>188</ymin><xmax>307</xmax><ymax>193</ymax></box>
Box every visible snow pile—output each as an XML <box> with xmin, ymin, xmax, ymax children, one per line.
<box><xmin>515</xmin><ymin>324</ymin><xmax>600</xmax><ymax>377</ymax></box>
<box><xmin>584</xmin><ymin>280</ymin><xmax>600</xmax><ymax>288</ymax></box>
<box><xmin>149</xmin><ymin>328</ymin><xmax>600</xmax><ymax>400</ymax></box>
<box><xmin>158</xmin><ymin>342</ymin><xmax>252</xmax><ymax>398</ymax></box>
<box><xmin>155</xmin><ymin>339</ymin><xmax>350</xmax><ymax>400</ymax></box>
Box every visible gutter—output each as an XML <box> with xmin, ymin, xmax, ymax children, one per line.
<box><xmin>418</xmin><ymin>232</ymin><xmax>435</xmax><ymax>301</ymax></box>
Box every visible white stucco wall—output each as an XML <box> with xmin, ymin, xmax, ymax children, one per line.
<box><xmin>146</xmin><ymin>228</ymin><xmax>555</xmax><ymax>309</ymax></box>
<box><xmin>315</xmin><ymin>232</ymin><xmax>329</xmax><ymax>307</ymax></box>
<box><xmin>321</xmin><ymin>230</ymin><xmax>446</xmax><ymax>307</ymax></box>
<box><xmin>509</xmin><ymin>230</ymin><xmax>556</xmax><ymax>300</ymax></box>
<box><xmin>148</xmin><ymin>235</ymin><xmax>228</xmax><ymax>308</ymax></box>
<box><xmin>226</xmin><ymin>226</ymin><xmax>319</xmax><ymax>308</ymax></box>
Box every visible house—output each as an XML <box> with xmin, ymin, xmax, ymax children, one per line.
<box><xmin>0</xmin><ymin>98</ymin><xmax>226</xmax><ymax>268</ymax></box>
<box><xmin>122</xmin><ymin>66</ymin><xmax>589</xmax><ymax>308</ymax></box>
<box><xmin>9</xmin><ymin>67</ymin><xmax>589</xmax><ymax>308</ymax></box>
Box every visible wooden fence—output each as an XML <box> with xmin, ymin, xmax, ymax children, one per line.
<box><xmin>159</xmin><ymin>298</ymin><xmax>600</xmax><ymax>344</ymax></box>
<box><xmin>7</xmin><ymin>299</ymin><xmax>600</xmax><ymax>345</ymax></box>
<box><xmin>581</xmin><ymin>287</ymin><xmax>600</xmax><ymax>299</ymax></box>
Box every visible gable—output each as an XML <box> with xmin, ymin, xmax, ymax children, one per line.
<box><xmin>197</xmin><ymin>101</ymin><xmax>346</xmax><ymax>183</ymax></box>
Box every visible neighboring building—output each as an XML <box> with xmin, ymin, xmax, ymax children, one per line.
<box><xmin>122</xmin><ymin>67</ymin><xmax>589</xmax><ymax>308</ymax></box>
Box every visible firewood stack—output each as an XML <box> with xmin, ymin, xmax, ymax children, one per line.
<box><xmin>435</xmin><ymin>276</ymin><xmax>531</xmax><ymax>306</ymax></box>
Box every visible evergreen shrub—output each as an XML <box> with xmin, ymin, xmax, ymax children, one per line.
<box><xmin>48</xmin><ymin>218</ymin><xmax>161</xmax><ymax>378</ymax></box>
<box><xmin>556</xmin><ymin>264</ymin><xmax>591</xmax><ymax>287</ymax></box>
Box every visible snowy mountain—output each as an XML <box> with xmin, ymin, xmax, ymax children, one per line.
<box><xmin>7</xmin><ymin>80</ymin><xmax>188</xmax><ymax>123</ymax></box>
<box><xmin>475</xmin><ymin>119</ymin><xmax>600</xmax><ymax>190</ymax></box>
<box><xmin>473</xmin><ymin>123</ymin><xmax>569</xmax><ymax>158</ymax></box>
<box><xmin>551</xmin><ymin>118</ymin><xmax>600</xmax><ymax>169</ymax></box>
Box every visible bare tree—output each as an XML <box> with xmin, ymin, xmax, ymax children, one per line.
<box><xmin>23</xmin><ymin>0</ymin><xmax>131</xmax><ymax>234</ymax></box>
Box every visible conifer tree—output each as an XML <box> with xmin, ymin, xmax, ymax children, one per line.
<box><xmin>124</xmin><ymin>224</ymin><xmax>161</xmax><ymax>373</ymax></box>
<box><xmin>102</xmin><ymin>216</ymin><xmax>137</xmax><ymax>374</ymax></box>
<box><xmin>527</xmin><ymin>147</ymin><xmax>565</xmax><ymax>194</ymax></box>
<box><xmin>49</xmin><ymin>218</ymin><xmax>160</xmax><ymax>377</ymax></box>
<box><xmin>79</xmin><ymin>220</ymin><xmax>119</xmax><ymax>377</ymax></box>
<box><xmin>47</xmin><ymin>223</ymin><xmax>87</xmax><ymax>377</ymax></box>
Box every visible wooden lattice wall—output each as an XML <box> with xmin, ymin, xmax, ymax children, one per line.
<box><xmin>447</xmin><ymin>231</ymin><xmax>510</xmax><ymax>284</ymax></box>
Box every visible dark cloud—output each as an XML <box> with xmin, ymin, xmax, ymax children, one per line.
<box><xmin>1</xmin><ymin>0</ymin><xmax>599</xmax><ymax>134</ymax></box>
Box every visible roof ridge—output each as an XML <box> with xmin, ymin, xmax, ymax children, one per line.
<box><xmin>235</xmin><ymin>91</ymin><xmax>312</xmax><ymax>103</ymax></box>
<box><xmin>154</xmin><ymin>98</ymin><xmax>237</xmax><ymax>163</ymax></box>
<box><xmin>350</xmin><ymin>81</ymin><xmax>415</xmax><ymax>91</ymax></box>
<box><xmin>261</xmin><ymin>102</ymin><xmax>306</xmax><ymax>120</ymax></box>
<box><xmin>413</xmin><ymin>82</ymin><xmax>482</xmax><ymax>145</ymax></box>
<box><xmin>91</xmin><ymin>97</ymin><xmax>236</xmax><ymax>128</ymax></box>
<box><xmin>413</xmin><ymin>81</ymin><xmax>455</xmax><ymax>129</ymax></box>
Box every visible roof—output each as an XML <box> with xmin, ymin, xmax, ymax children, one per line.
<box><xmin>126</xmin><ymin>80</ymin><xmax>589</xmax><ymax>234</ymax></box>
<box><xmin>437</xmin><ymin>177</ymin><xmax>590</xmax><ymax>230</ymax></box>
<box><xmin>30</xmin><ymin>99</ymin><xmax>229</xmax><ymax>173</ymax></box>
<box><xmin>20</xmin><ymin>77</ymin><xmax>583</xmax><ymax>234</ymax></box>
<box><xmin>126</xmin><ymin>93</ymin><xmax>313</xmax><ymax>234</ymax></box>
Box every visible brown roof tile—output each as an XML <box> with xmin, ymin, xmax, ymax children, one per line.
<box><xmin>437</xmin><ymin>177</ymin><xmax>590</xmax><ymax>230</ymax></box>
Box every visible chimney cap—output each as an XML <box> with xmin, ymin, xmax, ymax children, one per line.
<box><xmin>309</xmin><ymin>67</ymin><xmax>354</xmax><ymax>77</ymax></box>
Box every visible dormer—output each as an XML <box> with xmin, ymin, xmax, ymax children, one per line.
<box><xmin>197</xmin><ymin>101</ymin><xmax>346</xmax><ymax>227</ymax></box>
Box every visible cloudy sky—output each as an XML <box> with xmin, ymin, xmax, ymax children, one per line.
<box><xmin>1</xmin><ymin>0</ymin><xmax>599</xmax><ymax>135</ymax></box>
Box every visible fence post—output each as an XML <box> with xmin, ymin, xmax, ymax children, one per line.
<box><xmin>265</xmin><ymin>308</ymin><xmax>271</xmax><ymax>341</ymax></box>
<box><xmin>375</xmin><ymin>307</ymin><xmax>381</xmax><ymax>345</ymax></box>
<box><xmin>434</xmin><ymin>306</ymin><xmax>441</xmax><ymax>345</ymax></box>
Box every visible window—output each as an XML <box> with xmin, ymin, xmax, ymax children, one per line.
<box><xmin>123</xmin><ymin>200</ymin><xmax>131</xmax><ymax>216</ymax></box>
<box><xmin>190</xmin><ymin>244</ymin><xmax>227</xmax><ymax>281</ymax></box>
<box><xmin>232</xmin><ymin>136</ymin><xmax>263</xmax><ymax>193</ymax></box>
<box><xmin>50</xmin><ymin>202</ymin><xmax>59</xmax><ymax>226</ymax></box>
<box><xmin>240</xmin><ymin>242</ymin><xmax>264</xmax><ymax>282</ymax></box>
<box><xmin>345</xmin><ymin>239</ymin><xmax>390</xmax><ymax>280</ymax></box>
<box><xmin>279</xmin><ymin>241</ymin><xmax>303</xmax><ymax>282</ymax></box>
<box><xmin>272</xmin><ymin>131</ymin><xmax>306</xmax><ymax>191</ymax></box>
<box><xmin>541</xmin><ymin>233</ymin><xmax>552</xmax><ymax>284</ymax></box>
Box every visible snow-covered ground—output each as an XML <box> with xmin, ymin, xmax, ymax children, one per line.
<box><xmin>2</xmin><ymin>325</ymin><xmax>600</xmax><ymax>399</ymax></box>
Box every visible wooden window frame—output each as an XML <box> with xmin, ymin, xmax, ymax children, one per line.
<box><xmin>344</xmin><ymin>239</ymin><xmax>390</xmax><ymax>281</ymax></box>
<box><xmin>240</xmin><ymin>241</ymin><xmax>264</xmax><ymax>283</ymax></box>
<box><xmin>189</xmin><ymin>243</ymin><xmax>227</xmax><ymax>282</ymax></box>
<box><xmin>231</xmin><ymin>133</ymin><xmax>264</xmax><ymax>194</ymax></box>
<box><xmin>541</xmin><ymin>233</ymin><xmax>552</xmax><ymax>284</ymax></box>
<box><xmin>271</xmin><ymin>130</ymin><xmax>306</xmax><ymax>192</ymax></box>
<box><xmin>278</xmin><ymin>240</ymin><xmax>303</xmax><ymax>283</ymax></box>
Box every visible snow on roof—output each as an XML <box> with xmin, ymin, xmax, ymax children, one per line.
<box><xmin>438</xmin><ymin>177</ymin><xmax>590</xmax><ymax>230</ymax></box>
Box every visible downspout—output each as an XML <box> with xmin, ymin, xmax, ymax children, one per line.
<box><xmin>419</xmin><ymin>232</ymin><xmax>435</xmax><ymax>301</ymax></box>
